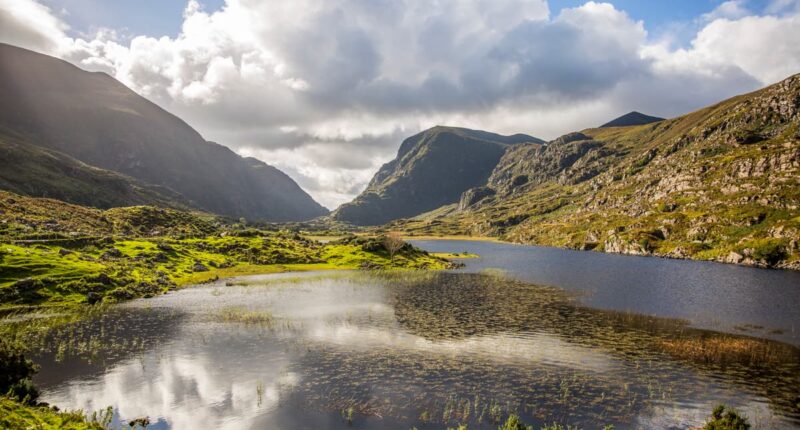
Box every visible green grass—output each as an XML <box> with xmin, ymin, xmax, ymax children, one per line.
<box><xmin>0</xmin><ymin>397</ymin><xmax>109</xmax><ymax>430</ymax></box>
<box><xmin>0</xmin><ymin>233</ymin><xmax>454</xmax><ymax>308</ymax></box>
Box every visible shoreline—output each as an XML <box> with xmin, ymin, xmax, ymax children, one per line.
<box><xmin>406</xmin><ymin>234</ymin><xmax>800</xmax><ymax>272</ymax></box>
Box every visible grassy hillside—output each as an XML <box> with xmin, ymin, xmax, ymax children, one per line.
<box><xmin>0</xmin><ymin>132</ymin><xmax>190</xmax><ymax>210</ymax></box>
<box><xmin>0</xmin><ymin>192</ymin><xmax>454</xmax><ymax>308</ymax></box>
<box><xmin>0</xmin><ymin>43</ymin><xmax>327</xmax><ymax>221</ymax></box>
<box><xmin>388</xmin><ymin>74</ymin><xmax>800</xmax><ymax>270</ymax></box>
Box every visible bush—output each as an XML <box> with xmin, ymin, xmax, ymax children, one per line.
<box><xmin>703</xmin><ymin>405</ymin><xmax>750</xmax><ymax>430</ymax></box>
<box><xmin>0</xmin><ymin>339</ymin><xmax>39</xmax><ymax>404</ymax></box>
<box><xmin>749</xmin><ymin>239</ymin><xmax>787</xmax><ymax>265</ymax></box>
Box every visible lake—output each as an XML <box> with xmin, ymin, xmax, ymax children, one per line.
<box><xmin>33</xmin><ymin>241</ymin><xmax>800</xmax><ymax>429</ymax></box>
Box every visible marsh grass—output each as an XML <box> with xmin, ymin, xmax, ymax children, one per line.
<box><xmin>4</xmin><ymin>271</ymin><xmax>799</xmax><ymax>429</ymax></box>
<box><xmin>657</xmin><ymin>335</ymin><xmax>798</xmax><ymax>366</ymax></box>
<box><xmin>0</xmin><ymin>397</ymin><xmax>111</xmax><ymax>430</ymax></box>
<box><xmin>214</xmin><ymin>307</ymin><xmax>275</xmax><ymax>326</ymax></box>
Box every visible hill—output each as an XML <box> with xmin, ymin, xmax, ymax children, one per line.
<box><xmin>0</xmin><ymin>131</ymin><xmax>189</xmax><ymax>210</ymax></box>
<box><xmin>389</xmin><ymin>75</ymin><xmax>800</xmax><ymax>270</ymax></box>
<box><xmin>601</xmin><ymin>111</ymin><xmax>665</xmax><ymax>128</ymax></box>
<box><xmin>0</xmin><ymin>43</ymin><xmax>327</xmax><ymax>221</ymax></box>
<box><xmin>331</xmin><ymin>126</ymin><xmax>543</xmax><ymax>225</ymax></box>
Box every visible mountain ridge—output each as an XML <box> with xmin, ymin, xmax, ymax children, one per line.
<box><xmin>0</xmin><ymin>43</ymin><xmax>327</xmax><ymax>221</ymax></box>
<box><xmin>601</xmin><ymin>111</ymin><xmax>665</xmax><ymax>128</ymax></box>
<box><xmin>332</xmin><ymin>126</ymin><xmax>543</xmax><ymax>225</ymax></box>
<box><xmin>386</xmin><ymin>74</ymin><xmax>800</xmax><ymax>269</ymax></box>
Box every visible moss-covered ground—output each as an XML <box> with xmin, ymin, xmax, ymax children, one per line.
<box><xmin>0</xmin><ymin>191</ymin><xmax>455</xmax><ymax>309</ymax></box>
<box><xmin>0</xmin><ymin>233</ymin><xmax>453</xmax><ymax>308</ymax></box>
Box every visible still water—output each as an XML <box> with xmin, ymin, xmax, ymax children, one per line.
<box><xmin>33</xmin><ymin>241</ymin><xmax>800</xmax><ymax>429</ymax></box>
<box><xmin>411</xmin><ymin>240</ymin><xmax>800</xmax><ymax>346</ymax></box>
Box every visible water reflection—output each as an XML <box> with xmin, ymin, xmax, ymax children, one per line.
<box><xmin>410</xmin><ymin>240</ymin><xmax>800</xmax><ymax>346</ymax></box>
<box><xmin>33</xmin><ymin>271</ymin><xmax>800</xmax><ymax>429</ymax></box>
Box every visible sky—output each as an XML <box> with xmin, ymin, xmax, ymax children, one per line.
<box><xmin>1</xmin><ymin>0</ymin><xmax>800</xmax><ymax>209</ymax></box>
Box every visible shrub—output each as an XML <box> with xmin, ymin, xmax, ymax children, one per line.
<box><xmin>0</xmin><ymin>339</ymin><xmax>39</xmax><ymax>404</ymax></box>
<box><xmin>703</xmin><ymin>405</ymin><xmax>750</xmax><ymax>430</ymax></box>
<box><xmin>749</xmin><ymin>239</ymin><xmax>787</xmax><ymax>265</ymax></box>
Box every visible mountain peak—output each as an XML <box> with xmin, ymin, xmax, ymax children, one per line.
<box><xmin>332</xmin><ymin>126</ymin><xmax>543</xmax><ymax>225</ymax></box>
<box><xmin>0</xmin><ymin>44</ymin><xmax>327</xmax><ymax>221</ymax></box>
<box><xmin>600</xmin><ymin>111</ymin><xmax>665</xmax><ymax>128</ymax></box>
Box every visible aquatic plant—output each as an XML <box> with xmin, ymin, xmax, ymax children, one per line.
<box><xmin>341</xmin><ymin>406</ymin><xmax>355</xmax><ymax>424</ymax></box>
<box><xmin>499</xmin><ymin>414</ymin><xmax>533</xmax><ymax>430</ymax></box>
<box><xmin>214</xmin><ymin>307</ymin><xmax>275</xmax><ymax>326</ymax></box>
<box><xmin>703</xmin><ymin>405</ymin><xmax>750</xmax><ymax>430</ymax></box>
<box><xmin>657</xmin><ymin>335</ymin><xmax>797</xmax><ymax>366</ymax></box>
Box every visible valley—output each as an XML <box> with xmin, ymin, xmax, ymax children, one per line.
<box><xmin>0</xmin><ymin>14</ymin><xmax>799</xmax><ymax>429</ymax></box>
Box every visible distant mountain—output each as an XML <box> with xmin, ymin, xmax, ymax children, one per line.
<box><xmin>0</xmin><ymin>132</ymin><xmax>189</xmax><ymax>209</ymax></box>
<box><xmin>601</xmin><ymin>111</ymin><xmax>664</xmax><ymax>128</ymax></box>
<box><xmin>391</xmin><ymin>74</ymin><xmax>800</xmax><ymax>270</ymax></box>
<box><xmin>332</xmin><ymin>126</ymin><xmax>543</xmax><ymax>225</ymax></box>
<box><xmin>0</xmin><ymin>43</ymin><xmax>327</xmax><ymax>221</ymax></box>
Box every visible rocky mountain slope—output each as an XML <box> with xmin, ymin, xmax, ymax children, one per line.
<box><xmin>332</xmin><ymin>126</ymin><xmax>542</xmax><ymax>225</ymax></box>
<box><xmin>390</xmin><ymin>74</ymin><xmax>800</xmax><ymax>269</ymax></box>
<box><xmin>0</xmin><ymin>43</ymin><xmax>327</xmax><ymax>221</ymax></box>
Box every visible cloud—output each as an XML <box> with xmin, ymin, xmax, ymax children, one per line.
<box><xmin>1</xmin><ymin>0</ymin><xmax>799</xmax><ymax>208</ymax></box>
<box><xmin>701</xmin><ymin>0</ymin><xmax>751</xmax><ymax>22</ymax></box>
<box><xmin>0</xmin><ymin>0</ymin><xmax>67</xmax><ymax>53</ymax></box>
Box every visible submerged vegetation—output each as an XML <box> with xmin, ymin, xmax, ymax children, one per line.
<box><xmin>0</xmin><ymin>268</ymin><xmax>792</xmax><ymax>429</ymax></box>
<box><xmin>703</xmin><ymin>405</ymin><xmax>751</xmax><ymax>430</ymax></box>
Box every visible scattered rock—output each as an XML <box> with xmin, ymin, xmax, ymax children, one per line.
<box><xmin>459</xmin><ymin>186</ymin><xmax>496</xmax><ymax>210</ymax></box>
<box><xmin>93</xmin><ymin>273</ymin><xmax>113</xmax><ymax>285</ymax></box>
<box><xmin>725</xmin><ymin>251</ymin><xmax>744</xmax><ymax>264</ymax></box>
<box><xmin>359</xmin><ymin>261</ymin><xmax>383</xmax><ymax>270</ymax></box>
<box><xmin>100</xmin><ymin>247</ymin><xmax>123</xmax><ymax>260</ymax></box>
<box><xmin>192</xmin><ymin>263</ymin><xmax>209</xmax><ymax>272</ymax></box>
<box><xmin>86</xmin><ymin>292</ymin><xmax>102</xmax><ymax>305</ymax></box>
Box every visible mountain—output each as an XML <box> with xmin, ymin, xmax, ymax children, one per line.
<box><xmin>0</xmin><ymin>130</ymin><xmax>190</xmax><ymax>210</ymax></box>
<box><xmin>331</xmin><ymin>126</ymin><xmax>543</xmax><ymax>225</ymax></box>
<box><xmin>601</xmin><ymin>111</ymin><xmax>665</xmax><ymax>128</ymax></box>
<box><xmin>391</xmin><ymin>74</ymin><xmax>800</xmax><ymax>270</ymax></box>
<box><xmin>0</xmin><ymin>43</ymin><xmax>327</xmax><ymax>221</ymax></box>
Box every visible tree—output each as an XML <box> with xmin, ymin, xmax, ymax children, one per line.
<box><xmin>382</xmin><ymin>232</ymin><xmax>405</xmax><ymax>262</ymax></box>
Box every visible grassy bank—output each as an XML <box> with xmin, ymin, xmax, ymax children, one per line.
<box><xmin>0</xmin><ymin>191</ymin><xmax>456</xmax><ymax>308</ymax></box>
<box><xmin>0</xmin><ymin>233</ymin><xmax>453</xmax><ymax>308</ymax></box>
<box><xmin>0</xmin><ymin>397</ymin><xmax>111</xmax><ymax>430</ymax></box>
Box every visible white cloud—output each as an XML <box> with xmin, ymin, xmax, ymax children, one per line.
<box><xmin>701</xmin><ymin>0</ymin><xmax>751</xmax><ymax>22</ymax></box>
<box><xmin>0</xmin><ymin>0</ymin><xmax>68</xmax><ymax>53</ymax></box>
<box><xmin>1</xmin><ymin>0</ymin><xmax>799</xmax><ymax>208</ymax></box>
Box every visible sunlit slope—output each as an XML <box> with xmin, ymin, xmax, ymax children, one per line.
<box><xmin>392</xmin><ymin>74</ymin><xmax>800</xmax><ymax>269</ymax></box>
<box><xmin>0</xmin><ymin>43</ymin><xmax>327</xmax><ymax>221</ymax></box>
